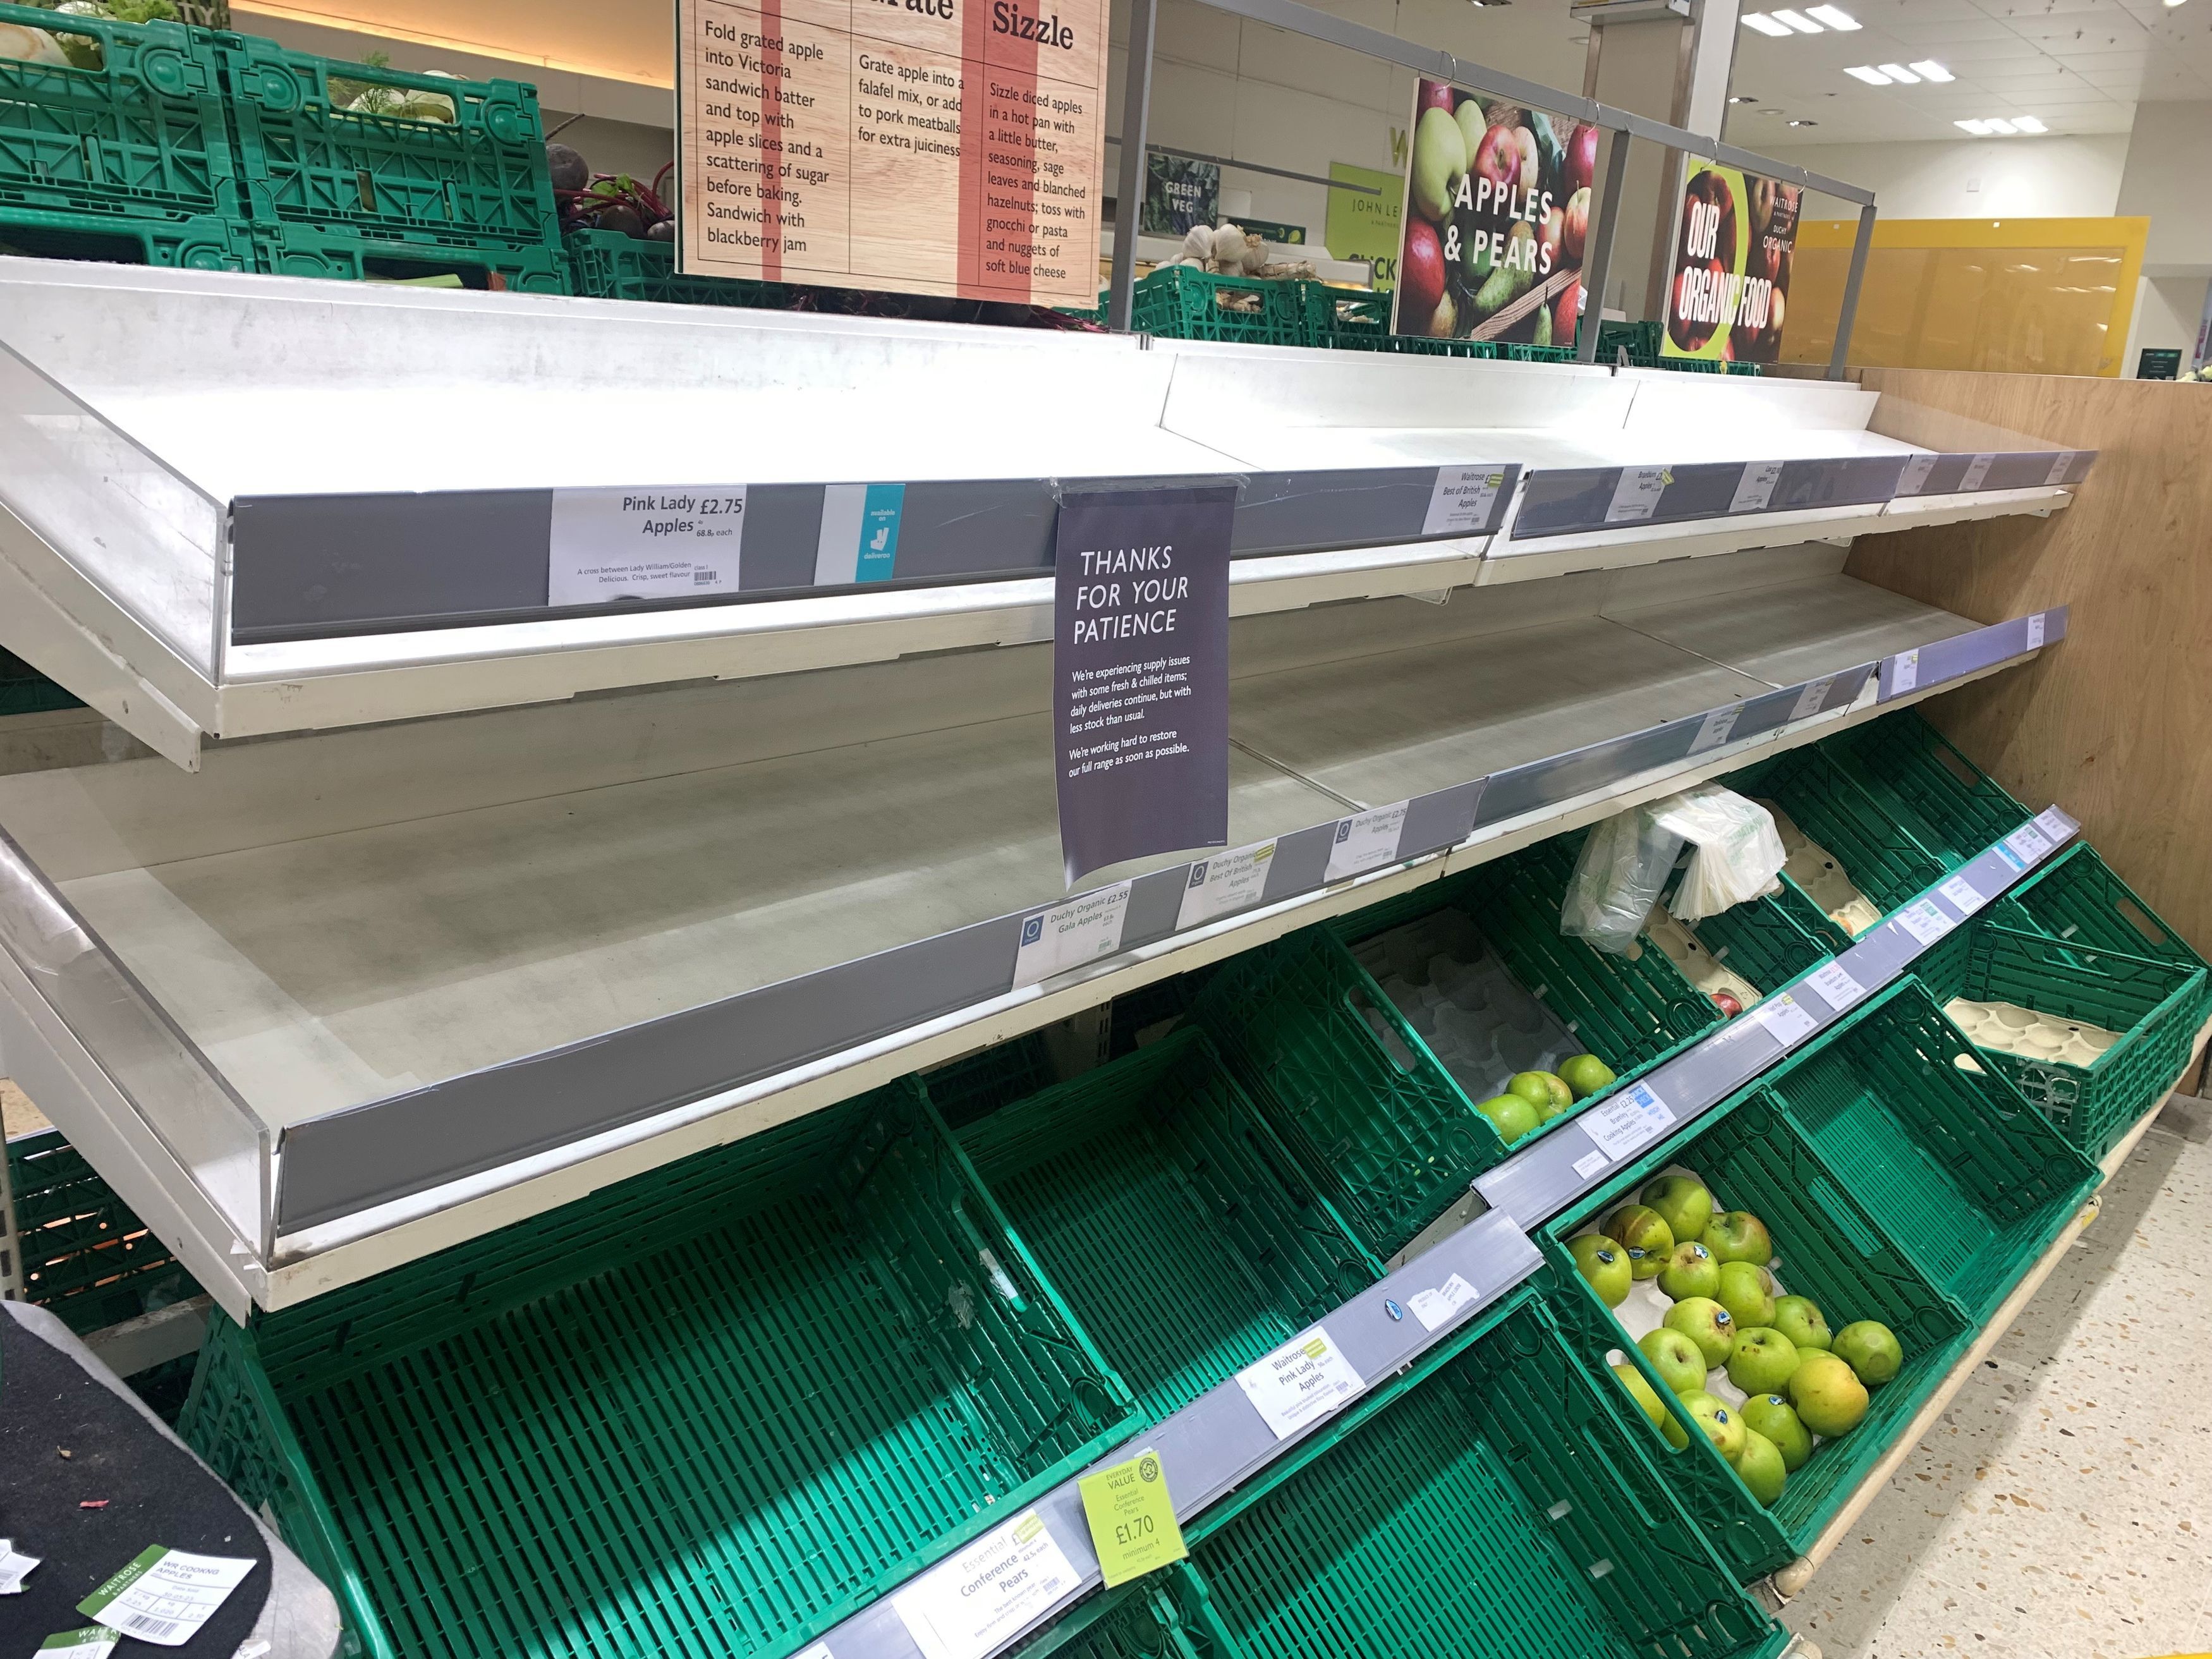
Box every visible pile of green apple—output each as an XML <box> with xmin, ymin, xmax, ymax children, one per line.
<box><xmin>1474</xmin><ymin>1054</ymin><xmax>1615</xmax><ymax>1146</ymax></box>
<box><xmin>1568</xmin><ymin>1173</ymin><xmax>1903</xmax><ymax>1510</ymax></box>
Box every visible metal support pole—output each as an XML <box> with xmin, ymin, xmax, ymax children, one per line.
<box><xmin>1107</xmin><ymin>0</ymin><xmax>1159</xmax><ymax>333</ymax></box>
<box><xmin>1829</xmin><ymin>200</ymin><xmax>1876</xmax><ymax>380</ymax></box>
<box><xmin>1576</xmin><ymin>126</ymin><xmax>1634</xmax><ymax>363</ymax></box>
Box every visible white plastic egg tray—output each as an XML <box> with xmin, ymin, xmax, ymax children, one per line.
<box><xmin>1355</xmin><ymin>908</ymin><xmax>1582</xmax><ymax>1106</ymax></box>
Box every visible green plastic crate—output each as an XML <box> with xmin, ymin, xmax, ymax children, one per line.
<box><xmin>0</xmin><ymin>2</ymin><xmax>240</xmax><ymax>227</ymax></box>
<box><xmin>1327</xmin><ymin>330</ymin><xmax>1500</xmax><ymax>360</ymax></box>
<box><xmin>564</xmin><ymin>224</ymin><xmax>791</xmax><ymax>309</ymax></box>
<box><xmin>1130</xmin><ymin>266</ymin><xmax>1305</xmax><ymax>346</ymax></box>
<box><xmin>1194</xmin><ymin>839</ymin><xmax>1720</xmax><ymax>1260</ymax></box>
<box><xmin>1685</xmin><ymin>883</ymin><xmax>1851</xmax><ymax>1000</ymax></box>
<box><xmin>2003</xmin><ymin>842</ymin><xmax>2212</xmax><ymax>981</ymax></box>
<box><xmin>179</xmin><ymin>1081</ymin><xmax>1137</xmax><ymax>1659</ymax></box>
<box><xmin>1662</xmin><ymin>355</ymin><xmax>1724</xmax><ymax>374</ymax></box>
<box><xmin>1</xmin><ymin>646</ymin><xmax>82</xmax><ymax>715</ymax></box>
<box><xmin>1088</xmin><ymin>1288</ymin><xmax>1785</xmax><ymax>1659</ymax></box>
<box><xmin>954</xmin><ymin>1028</ymin><xmax>1383</xmax><ymax>1422</ymax></box>
<box><xmin>1915</xmin><ymin>918</ymin><xmax>2207</xmax><ymax>1160</ymax></box>
<box><xmin>217</xmin><ymin>33</ymin><xmax>557</xmax><ymax>259</ymax></box>
<box><xmin>1725</xmin><ymin>361</ymin><xmax>1763</xmax><ymax>377</ymax></box>
<box><xmin>1823</xmin><ymin>711</ymin><xmax>2033</xmax><ymax>868</ymax></box>
<box><xmin>1725</xmin><ymin>742</ymin><xmax>1952</xmax><ymax>934</ymax></box>
<box><xmin>0</xmin><ymin>201</ymin><xmax>247</xmax><ymax>268</ymax></box>
<box><xmin>1505</xmin><ymin>341</ymin><xmax>1574</xmax><ymax>363</ymax></box>
<box><xmin>1538</xmin><ymin>1091</ymin><xmax>1972</xmax><ymax>1582</ymax></box>
<box><xmin>924</xmin><ymin>1029</ymin><xmax>1058</xmax><ymax>1131</ymax></box>
<box><xmin>7</xmin><ymin>1127</ymin><xmax>201</xmax><ymax>1334</ymax></box>
<box><xmin>1299</xmin><ymin>281</ymin><xmax>1390</xmax><ymax>348</ymax></box>
<box><xmin>1759</xmin><ymin>977</ymin><xmax>2100</xmax><ymax>1322</ymax></box>
<box><xmin>250</xmin><ymin>219</ymin><xmax>567</xmax><ymax>290</ymax></box>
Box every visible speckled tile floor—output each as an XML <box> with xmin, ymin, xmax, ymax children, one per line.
<box><xmin>1780</xmin><ymin>1095</ymin><xmax>2212</xmax><ymax>1659</ymax></box>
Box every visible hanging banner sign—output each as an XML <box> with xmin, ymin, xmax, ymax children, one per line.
<box><xmin>675</xmin><ymin>0</ymin><xmax>1109</xmax><ymax>308</ymax></box>
<box><xmin>1662</xmin><ymin>164</ymin><xmax>1802</xmax><ymax>366</ymax></box>
<box><xmin>1053</xmin><ymin>485</ymin><xmax>1236</xmax><ymax>887</ymax></box>
<box><xmin>1390</xmin><ymin>79</ymin><xmax>1599</xmax><ymax>348</ymax></box>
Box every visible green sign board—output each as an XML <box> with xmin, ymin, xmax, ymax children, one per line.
<box><xmin>1326</xmin><ymin>162</ymin><xmax>1403</xmax><ymax>290</ymax></box>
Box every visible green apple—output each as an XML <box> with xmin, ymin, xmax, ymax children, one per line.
<box><xmin>1663</xmin><ymin>1296</ymin><xmax>1735</xmax><ymax>1370</ymax></box>
<box><xmin>1603</xmin><ymin>1205</ymin><xmax>1675</xmax><ymax>1280</ymax></box>
<box><xmin>1533</xmin><ymin>1072</ymin><xmax>1574</xmax><ymax>1118</ymax></box>
<box><xmin>1559</xmin><ymin>1054</ymin><xmax>1616</xmax><ymax>1099</ymax></box>
<box><xmin>1733</xmin><ymin>1428</ymin><xmax>1788</xmax><ymax>1507</ymax></box>
<box><xmin>1717</xmin><ymin>1261</ymin><xmax>1777</xmax><ymax>1331</ymax></box>
<box><xmin>1789</xmin><ymin>1351</ymin><xmax>1869</xmax><ymax>1437</ymax></box>
<box><xmin>1725</xmin><ymin>1326</ymin><xmax>1800</xmax><ymax>1397</ymax></box>
<box><xmin>1474</xmin><ymin>1093</ymin><xmax>1541</xmax><ymax>1145</ymax></box>
<box><xmin>1832</xmin><ymin>1320</ymin><xmax>1903</xmax><ymax>1387</ymax></box>
<box><xmin>1638</xmin><ymin>1327</ymin><xmax>1708</xmax><ymax>1397</ymax></box>
<box><xmin>1613</xmin><ymin>1362</ymin><xmax>1689</xmax><ymax>1449</ymax></box>
<box><xmin>1656</xmin><ymin>1239</ymin><xmax>1720</xmax><ymax>1302</ymax></box>
<box><xmin>1678</xmin><ymin>1389</ymin><xmax>1746</xmax><ymax>1463</ymax></box>
<box><xmin>1569</xmin><ymin>1232</ymin><xmax>1632</xmax><ymax>1307</ymax></box>
<box><xmin>1507</xmin><ymin>1071</ymin><xmax>1565</xmax><ymax>1118</ymax></box>
<box><xmin>1770</xmin><ymin>1294</ymin><xmax>1832</xmax><ymax>1353</ymax></box>
<box><xmin>1741</xmin><ymin>1393</ymin><xmax>1814</xmax><ymax>1472</ymax></box>
<box><xmin>1639</xmin><ymin>1174</ymin><xmax>1714</xmax><ymax>1246</ymax></box>
<box><xmin>1700</xmin><ymin>1210</ymin><xmax>1774</xmax><ymax>1266</ymax></box>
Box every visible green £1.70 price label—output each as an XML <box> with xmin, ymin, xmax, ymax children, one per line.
<box><xmin>1078</xmin><ymin>1450</ymin><xmax>1188</xmax><ymax>1588</ymax></box>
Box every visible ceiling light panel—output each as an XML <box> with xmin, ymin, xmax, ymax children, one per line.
<box><xmin>2011</xmin><ymin>115</ymin><xmax>2046</xmax><ymax>133</ymax></box>
<box><xmin>1742</xmin><ymin>12</ymin><xmax>1794</xmax><ymax>34</ymax></box>
<box><xmin>1804</xmin><ymin>4</ymin><xmax>1859</xmax><ymax>27</ymax></box>
<box><xmin>1876</xmin><ymin>63</ymin><xmax>1919</xmax><ymax>82</ymax></box>
<box><xmin>1844</xmin><ymin>65</ymin><xmax>1892</xmax><ymax>83</ymax></box>
<box><xmin>1909</xmin><ymin>61</ymin><xmax>1954</xmax><ymax>82</ymax></box>
<box><xmin>1770</xmin><ymin>9</ymin><xmax>1825</xmax><ymax>31</ymax></box>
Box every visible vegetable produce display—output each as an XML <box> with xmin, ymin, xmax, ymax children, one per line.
<box><xmin>1570</xmin><ymin>1170</ymin><xmax>1903</xmax><ymax>1510</ymax></box>
<box><xmin>1392</xmin><ymin>76</ymin><xmax>1595</xmax><ymax>346</ymax></box>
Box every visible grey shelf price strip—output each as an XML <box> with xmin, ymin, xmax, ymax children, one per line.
<box><xmin>1892</xmin><ymin>449</ymin><xmax>2097</xmax><ymax>499</ymax></box>
<box><xmin>1509</xmin><ymin>456</ymin><xmax>1909</xmax><ymax>541</ymax></box>
<box><xmin>1878</xmin><ymin>608</ymin><xmax>2066</xmax><ymax>704</ymax></box>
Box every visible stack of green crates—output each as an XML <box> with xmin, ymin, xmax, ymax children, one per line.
<box><xmin>6</xmin><ymin>1126</ymin><xmax>201</xmax><ymax>1335</ymax></box>
<box><xmin>1822</xmin><ymin>710</ymin><xmax>2033</xmax><ymax>869</ymax></box>
<box><xmin>1299</xmin><ymin>281</ymin><xmax>1390</xmax><ymax>348</ymax></box>
<box><xmin>0</xmin><ymin>1</ymin><xmax>250</xmax><ymax>270</ymax></box>
<box><xmin>181</xmin><ymin>1081</ymin><xmax>1137</xmax><ymax>1659</ymax></box>
<box><xmin>1</xmin><ymin>646</ymin><xmax>82</xmax><ymax>717</ymax></box>
<box><xmin>954</xmin><ymin>1028</ymin><xmax>1382</xmax><ymax>1423</ymax></box>
<box><xmin>1194</xmin><ymin>837</ymin><xmax>1722</xmax><ymax>1260</ymax></box>
<box><xmin>1040</xmin><ymin>1289</ymin><xmax>1789</xmax><ymax>1659</ymax></box>
<box><xmin>1725</xmin><ymin>741</ymin><xmax>1952</xmax><ymax>937</ymax></box>
<box><xmin>213</xmin><ymin>30</ymin><xmax>566</xmax><ymax>290</ymax></box>
<box><xmin>1538</xmin><ymin>1086</ymin><xmax>1972</xmax><ymax>1581</ymax></box>
<box><xmin>564</xmin><ymin>224</ymin><xmax>793</xmax><ymax>309</ymax></box>
<box><xmin>1126</xmin><ymin>267</ymin><xmax>1306</xmax><ymax>346</ymax></box>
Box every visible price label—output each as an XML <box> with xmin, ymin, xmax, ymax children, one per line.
<box><xmin>1236</xmin><ymin>1326</ymin><xmax>1364</xmax><ymax>1440</ymax></box>
<box><xmin>1014</xmin><ymin>883</ymin><xmax>1132</xmax><ymax>989</ymax></box>
<box><xmin>893</xmin><ymin>1512</ymin><xmax>1081</xmax><ymax>1659</ymax></box>
<box><xmin>1607</xmin><ymin>466</ymin><xmax>1670</xmax><ymax>523</ymax></box>
<box><xmin>79</xmin><ymin>1548</ymin><xmax>256</xmax><ymax>1648</ymax></box>
<box><xmin>1730</xmin><ymin>461</ymin><xmax>1785</xmax><ymax>514</ymax></box>
<box><xmin>1571</xmin><ymin>1148</ymin><xmax>1611</xmax><ymax>1180</ymax></box>
<box><xmin>1424</xmin><ymin>466</ymin><xmax>1511</xmax><ymax>536</ymax></box>
<box><xmin>37</xmin><ymin>1636</ymin><xmax>117</xmax><ymax>1659</ymax></box>
<box><xmin>1079</xmin><ymin>1451</ymin><xmax>1187</xmax><ymax>1589</ymax></box>
<box><xmin>1790</xmin><ymin>677</ymin><xmax>1836</xmax><ymax>722</ymax></box>
<box><xmin>1327</xmin><ymin>802</ymin><xmax>1409</xmax><ymax>882</ymax></box>
<box><xmin>2044</xmin><ymin>450</ymin><xmax>2076</xmax><ymax>486</ymax></box>
<box><xmin>1891</xmin><ymin>648</ymin><xmax>1921</xmax><ymax>695</ymax></box>
<box><xmin>1753</xmin><ymin>992</ymin><xmax>1819</xmax><ymax>1045</ymax></box>
<box><xmin>1995</xmin><ymin>842</ymin><xmax>2027</xmax><ymax>873</ymax></box>
<box><xmin>1804</xmin><ymin>959</ymin><xmax>1868</xmax><ymax>1014</ymax></box>
<box><xmin>1689</xmin><ymin>704</ymin><xmax>1744</xmax><ymax>755</ymax></box>
<box><xmin>1897</xmin><ymin>454</ymin><xmax>1939</xmax><ymax>495</ymax></box>
<box><xmin>1893</xmin><ymin>899</ymin><xmax>1955</xmax><ymax>948</ymax></box>
<box><xmin>1578</xmin><ymin>1081</ymin><xmax>1675</xmax><ymax>1162</ymax></box>
<box><xmin>2026</xmin><ymin>612</ymin><xmax>2046</xmax><ymax>650</ymax></box>
<box><xmin>548</xmin><ymin>486</ymin><xmax>746</xmax><ymax>605</ymax></box>
<box><xmin>0</xmin><ymin>1541</ymin><xmax>39</xmax><ymax>1594</ymax></box>
<box><xmin>2033</xmin><ymin>807</ymin><xmax>2072</xmax><ymax>844</ymax></box>
<box><xmin>1406</xmin><ymin>1273</ymin><xmax>1481</xmax><ymax>1333</ymax></box>
<box><xmin>2003</xmin><ymin>823</ymin><xmax>2054</xmax><ymax>865</ymax></box>
<box><xmin>1178</xmin><ymin>841</ymin><xmax>1277</xmax><ymax>930</ymax></box>
<box><xmin>1960</xmin><ymin>453</ymin><xmax>1996</xmax><ymax>492</ymax></box>
<box><xmin>1940</xmin><ymin>873</ymin><xmax>1986</xmax><ymax>915</ymax></box>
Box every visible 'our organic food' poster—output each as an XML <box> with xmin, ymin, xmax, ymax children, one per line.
<box><xmin>1662</xmin><ymin>165</ymin><xmax>1802</xmax><ymax>365</ymax></box>
<box><xmin>1390</xmin><ymin>80</ymin><xmax>1598</xmax><ymax>348</ymax></box>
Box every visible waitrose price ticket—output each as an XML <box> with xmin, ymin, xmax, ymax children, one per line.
<box><xmin>78</xmin><ymin>1547</ymin><xmax>256</xmax><ymax>1648</ymax></box>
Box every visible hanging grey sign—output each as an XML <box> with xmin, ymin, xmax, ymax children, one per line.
<box><xmin>1054</xmin><ymin>484</ymin><xmax>1237</xmax><ymax>887</ymax></box>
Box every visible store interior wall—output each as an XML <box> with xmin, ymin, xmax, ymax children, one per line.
<box><xmin>1751</xmin><ymin>136</ymin><xmax>2127</xmax><ymax>221</ymax></box>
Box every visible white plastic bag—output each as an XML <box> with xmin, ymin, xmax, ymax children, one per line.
<box><xmin>1562</xmin><ymin>806</ymin><xmax>1686</xmax><ymax>956</ymax></box>
<box><xmin>1648</xmin><ymin>785</ymin><xmax>1787</xmax><ymax>923</ymax></box>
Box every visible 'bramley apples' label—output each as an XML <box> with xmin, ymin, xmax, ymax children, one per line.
<box><xmin>1789</xmin><ymin>677</ymin><xmax>1835</xmax><ymax>722</ymax></box>
<box><xmin>548</xmin><ymin>487</ymin><xmax>745</xmax><ymax>605</ymax></box>
<box><xmin>1327</xmin><ymin>803</ymin><xmax>1409</xmax><ymax>882</ymax></box>
<box><xmin>1730</xmin><ymin>461</ymin><xmax>1785</xmax><ymax>514</ymax></box>
<box><xmin>1424</xmin><ymin>466</ymin><xmax>1510</xmax><ymax>536</ymax></box>
<box><xmin>894</xmin><ymin>1512</ymin><xmax>1079</xmax><ymax>1659</ymax></box>
<box><xmin>1014</xmin><ymin>884</ymin><xmax>1131</xmax><ymax>989</ymax></box>
<box><xmin>1178</xmin><ymin>841</ymin><xmax>1276</xmax><ymax>930</ymax></box>
<box><xmin>1579</xmin><ymin>1081</ymin><xmax>1674</xmax><ymax>1162</ymax></box>
<box><xmin>1237</xmin><ymin>1326</ymin><xmax>1363</xmax><ymax>1440</ymax></box>
<box><xmin>1406</xmin><ymin>1273</ymin><xmax>1481</xmax><ymax>1334</ymax></box>
<box><xmin>1607</xmin><ymin>466</ymin><xmax>1670</xmax><ymax>524</ymax></box>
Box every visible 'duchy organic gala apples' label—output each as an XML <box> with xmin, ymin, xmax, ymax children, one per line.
<box><xmin>677</xmin><ymin>0</ymin><xmax>1107</xmax><ymax>306</ymax></box>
